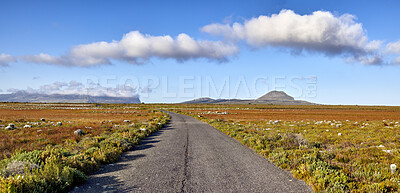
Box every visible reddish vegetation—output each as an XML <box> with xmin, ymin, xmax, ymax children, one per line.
<box><xmin>183</xmin><ymin>109</ymin><xmax>400</xmax><ymax>121</ymax></box>
<box><xmin>0</xmin><ymin>103</ymin><xmax>152</xmax><ymax>158</ymax></box>
<box><xmin>0</xmin><ymin>108</ymin><xmax>149</xmax><ymax>123</ymax></box>
<box><xmin>0</xmin><ymin>126</ymin><xmax>107</xmax><ymax>158</ymax></box>
<box><xmin>172</xmin><ymin>104</ymin><xmax>400</xmax><ymax>121</ymax></box>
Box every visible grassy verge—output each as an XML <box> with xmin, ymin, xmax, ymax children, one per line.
<box><xmin>0</xmin><ymin>109</ymin><xmax>170</xmax><ymax>193</ymax></box>
<box><xmin>181</xmin><ymin>111</ymin><xmax>400</xmax><ymax>192</ymax></box>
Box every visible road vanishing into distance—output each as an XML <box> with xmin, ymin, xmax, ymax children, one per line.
<box><xmin>72</xmin><ymin>111</ymin><xmax>311</xmax><ymax>193</ymax></box>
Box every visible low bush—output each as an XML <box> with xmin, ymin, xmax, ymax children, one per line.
<box><xmin>0</xmin><ymin>110</ymin><xmax>170</xmax><ymax>192</ymax></box>
<box><xmin>185</xmin><ymin>112</ymin><xmax>400</xmax><ymax>192</ymax></box>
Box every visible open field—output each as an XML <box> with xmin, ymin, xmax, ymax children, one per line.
<box><xmin>0</xmin><ymin>103</ymin><xmax>153</xmax><ymax>158</ymax></box>
<box><xmin>157</xmin><ymin>104</ymin><xmax>400</xmax><ymax>121</ymax></box>
<box><xmin>157</xmin><ymin>104</ymin><xmax>400</xmax><ymax>192</ymax></box>
<box><xmin>0</xmin><ymin>103</ymin><xmax>170</xmax><ymax>192</ymax></box>
<box><xmin>3</xmin><ymin>103</ymin><xmax>400</xmax><ymax>192</ymax></box>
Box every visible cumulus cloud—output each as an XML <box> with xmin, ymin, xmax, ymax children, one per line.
<box><xmin>8</xmin><ymin>81</ymin><xmax>139</xmax><ymax>97</ymax></box>
<box><xmin>21</xmin><ymin>31</ymin><xmax>239</xmax><ymax>67</ymax></box>
<box><xmin>385</xmin><ymin>41</ymin><xmax>400</xmax><ymax>65</ymax></box>
<box><xmin>0</xmin><ymin>53</ymin><xmax>17</xmax><ymax>66</ymax></box>
<box><xmin>4</xmin><ymin>10</ymin><xmax>400</xmax><ymax>66</ymax></box>
<box><xmin>386</xmin><ymin>41</ymin><xmax>400</xmax><ymax>54</ymax></box>
<box><xmin>202</xmin><ymin>9</ymin><xmax>383</xmax><ymax>65</ymax></box>
<box><xmin>346</xmin><ymin>55</ymin><xmax>384</xmax><ymax>65</ymax></box>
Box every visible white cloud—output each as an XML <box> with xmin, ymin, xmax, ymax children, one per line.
<box><xmin>202</xmin><ymin>9</ymin><xmax>383</xmax><ymax>64</ymax></box>
<box><xmin>4</xmin><ymin>10</ymin><xmax>400</xmax><ymax>66</ymax></box>
<box><xmin>21</xmin><ymin>31</ymin><xmax>239</xmax><ymax>67</ymax></box>
<box><xmin>40</xmin><ymin>81</ymin><xmax>68</xmax><ymax>91</ymax></box>
<box><xmin>8</xmin><ymin>81</ymin><xmax>139</xmax><ymax>97</ymax></box>
<box><xmin>21</xmin><ymin>53</ymin><xmax>65</xmax><ymax>66</ymax></box>
<box><xmin>0</xmin><ymin>53</ymin><xmax>17</xmax><ymax>66</ymax></box>
<box><xmin>385</xmin><ymin>41</ymin><xmax>400</xmax><ymax>65</ymax></box>
<box><xmin>386</xmin><ymin>41</ymin><xmax>400</xmax><ymax>54</ymax></box>
<box><xmin>347</xmin><ymin>55</ymin><xmax>384</xmax><ymax>65</ymax></box>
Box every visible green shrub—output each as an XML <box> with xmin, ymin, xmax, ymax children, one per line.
<box><xmin>63</xmin><ymin>154</ymin><xmax>99</xmax><ymax>175</ymax></box>
<box><xmin>187</xmin><ymin>113</ymin><xmax>355</xmax><ymax>192</ymax></box>
<box><xmin>0</xmin><ymin>161</ymin><xmax>86</xmax><ymax>192</ymax></box>
<box><xmin>0</xmin><ymin>111</ymin><xmax>171</xmax><ymax>192</ymax></box>
<box><xmin>84</xmin><ymin>147</ymin><xmax>100</xmax><ymax>156</ymax></box>
<box><xmin>2</xmin><ymin>161</ymin><xmax>40</xmax><ymax>178</ymax></box>
<box><xmin>11</xmin><ymin>150</ymin><xmax>43</xmax><ymax>165</ymax></box>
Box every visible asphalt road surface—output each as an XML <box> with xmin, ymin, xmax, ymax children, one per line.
<box><xmin>71</xmin><ymin>111</ymin><xmax>312</xmax><ymax>193</ymax></box>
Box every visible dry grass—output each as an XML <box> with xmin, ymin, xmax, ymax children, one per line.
<box><xmin>161</xmin><ymin>104</ymin><xmax>400</xmax><ymax>121</ymax></box>
<box><xmin>164</xmin><ymin>104</ymin><xmax>400</xmax><ymax>192</ymax></box>
<box><xmin>0</xmin><ymin>103</ymin><xmax>170</xmax><ymax>192</ymax></box>
<box><xmin>0</xmin><ymin>103</ymin><xmax>152</xmax><ymax>158</ymax></box>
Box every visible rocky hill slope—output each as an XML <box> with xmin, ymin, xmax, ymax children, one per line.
<box><xmin>182</xmin><ymin>91</ymin><xmax>314</xmax><ymax>105</ymax></box>
<box><xmin>0</xmin><ymin>91</ymin><xmax>141</xmax><ymax>103</ymax></box>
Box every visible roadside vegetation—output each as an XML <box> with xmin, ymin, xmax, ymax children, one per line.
<box><xmin>3</xmin><ymin>102</ymin><xmax>400</xmax><ymax>192</ymax></box>
<box><xmin>168</xmin><ymin>104</ymin><xmax>400</xmax><ymax>192</ymax></box>
<box><xmin>0</xmin><ymin>103</ymin><xmax>170</xmax><ymax>192</ymax></box>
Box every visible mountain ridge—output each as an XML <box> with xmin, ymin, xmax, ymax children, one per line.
<box><xmin>182</xmin><ymin>91</ymin><xmax>314</xmax><ymax>105</ymax></box>
<box><xmin>257</xmin><ymin>90</ymin><xmax>295</xmax><ymax>101</ymax></box>
<box><xmin>0</xmin><ymin>92</ymin><xmax>141</xmax><ymax>104</ymax></box>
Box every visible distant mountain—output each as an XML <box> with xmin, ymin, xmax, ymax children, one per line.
<box><xmin>0</xmin><ymin>91</ymin><xmax>141</xmax><ymax>104</ymax></box>
<box><xmin>257</xmin><ymin>91</ymin><xmax>294</xmax><ymax>101</ymax></box>
<box><xmin>182</xmin><ymin>91</ymin><xmax>314</xmax><ymax>105</ymax></box>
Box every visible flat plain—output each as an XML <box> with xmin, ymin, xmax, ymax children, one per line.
<box><xmin>0</xmin><ymin>103</ymin><xmax>170</xmax><ymax>192</ymax></box>
<box><xmin>2</xmin><ymin>103</ymin><xmax>400</xmax><ymax>192</ymax></box>
<box><xmin>159</xmin><ymin>104</ymin><xmax>400</xmax><ymax>192</ymax></box>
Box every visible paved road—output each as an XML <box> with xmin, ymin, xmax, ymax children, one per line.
<box><xmin>72</xmin><ymin>111</ymin><xmax>312</xmax><ymax>193</ymax></box>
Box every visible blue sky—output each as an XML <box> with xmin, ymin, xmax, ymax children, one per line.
<box><xmin>1</xmin><ymin>0</ymin><xmax>400</xmax><ymax>105</ymax></box>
